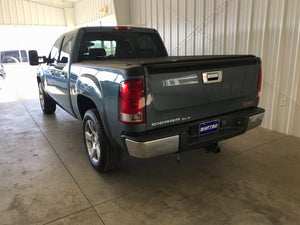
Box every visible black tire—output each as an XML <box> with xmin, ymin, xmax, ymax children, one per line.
<box><xmin>38</xmin><ymin>82</ymin><xmax>56</xmax><ymax>114</ymax></box>
<box><xmin>83</xmin><ymin>109</ymin><xmax>122</xmax><ymax>172</ymax></box>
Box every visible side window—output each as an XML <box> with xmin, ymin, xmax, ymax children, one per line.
<box><xmin>0</xmin><ymin>51</ymin><xmax>21</xmax><ymax>63</ymax></box>
<box><xmin>60</xmin><ymin>34</ymin><xmax>74</xmax><ymax>63</ymax></box>
<box><xmin>49</xmin><ymin>37</ymin><xmax>63</xmax><ymax>64</ymax></box>
<box><xmin>21</xmin><ymin>50</ymin><xmax>28</xmax><ymax>63</ymax></box>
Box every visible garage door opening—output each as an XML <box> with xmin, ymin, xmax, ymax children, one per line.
<box><xmin>0</xmin><ymin>25</ymin><xmax>70</xmax><ymax>103</ymax></box>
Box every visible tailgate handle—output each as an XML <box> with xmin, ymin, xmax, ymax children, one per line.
<box><xmin>202</xmin><ymin>71</ymin><xmax>222</xmax><ymax>84</ymax></box>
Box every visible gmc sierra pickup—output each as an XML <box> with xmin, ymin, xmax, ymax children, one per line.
<box><xmin>29</xmin><ymin>26</ymin><xmax>264</xmax><ymax>172</ymax></box>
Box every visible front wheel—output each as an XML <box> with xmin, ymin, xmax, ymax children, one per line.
<box><xmin>38</xmin><ymin>82</ymin><xmax>56</xmax><ymax>114</ymax></box>
<box><xmin>83</xmin><ymin>109</ymin><xmax>122</xmax><ymax>172</ymax></box>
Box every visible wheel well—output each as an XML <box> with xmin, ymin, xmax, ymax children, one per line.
<box><xmin>77</xmin><ymin>95</ymin><xmax>97</xmax><ymax>119</ymax></box>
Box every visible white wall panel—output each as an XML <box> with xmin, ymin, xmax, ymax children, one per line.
<box><xmin>186</xmin><ymin>0</ymin><xmax>194</xmax><ymax>55</ymax></box>
<box><xmin>164</xmin><ymin>0</ymin><xmax>171</xmax><ymax>54</ymax></box>
<box><xmin>236</xmin><ymin>0</ymin><xmax>251</xmax><ymax>54</ymax></box>
<box><xmin>178</xmin><ymin>0</ymin><xmax>186</xmax><ymax>55</ymax></box>
<box><xmin>140</xmin><ymin>0</ymin><xmax>146</xmax><ymax>26</ymax></box>
<box><xmin>214</xmin><ymin>0</ymin><xmax>226</xmax><ymax>55</ymax></box>
<box><xmin>262</xmin><ymin>0</ymin><xmax>285</xmax><ymax>131</ymax></box>
<box><xmin>130</xmin><ymin>0</ymin><xmax>138</xmax><ymax>25</ymax></box>
<box><xmin>16</xmin><ymin>0</ymin><xmax>26</xmax><ymax>25</ymax></box>
<box><xmin>0</xmin><ymin>1</ymin><xmax>3</xmax><ymax>24</ymax></box>
<box><xmin>24</xmin><ymin>1</ymin><xmax>32</xmax><ymax>24</ymax></box>
<box><xmin>74</xmin><ymin>0</ymin><xmax>115</xmax><ymax>26</ymax></box>
<box><xmin>157</xmin><ymin>0</ymin><xmax>164</xmax><ymax>40</ymax></box>
<box><xmin>194</xmin><ymin>0</ymin><xmax>204</xmax><ymax>55</ymax></box>
<box><xmin>9</xmin><ymin>0</ymin><xmax>18</xmax><ymax>24</ymax></box>
<box><xmin>130</xmin><ymin>0</ymin><xmax>300</xmax><ymax>138</ymax></box>
<box><xmin>170</xmin><ymin>0</ymin><xmax>178</xmax><ymax>56</ymax></box>
<box><xmin>145</xmin><ymin>0</ymin><xmax>152</xmax><ymax>27</ymax></box>
<box><xmin>30</xmin><ymin>2</ymin><xmax>38</xmax><ymax>25</ymax></box>
<box><xmin>151</xmin><ymin>0</ymin><xmax>157</xmax><ymax>29</ymax></box>
<box><xmin>64</xmin><ymin>7</ymin><xmax>76</xmax><ymax>28</ymax></box>
<box><xmin>131</xmin><ymin>0</ymin><xmax>141</xmax><ymax>26</ymax></box>
<box><xmin>0</xmin><ymin>0</ymin><xmax>66</xmax><ymax>26</ymax></box>
<box><xmin>2</xmin><ymin>0</ymin><xmax>11</xmax><ymax>24</ymax></box>
<box><xmin>225</xmin><ymin>0</ymin><xmax>238</xmax><ymax>54</ymax></box>
<box><xmin>248</xmin><ymin>0</ymin><xmax>267</xmax><ymax>56</ymax></box>
<box><xmin>114</xmin><ymin>0</ymin><xmax>130</xmax><ymax>25</ymax></box>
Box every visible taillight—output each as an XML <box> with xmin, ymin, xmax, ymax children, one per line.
<box><xmin>119</xmin><ymin>79</ymin><xmax>145</xmax><ymax>124</ymax></box>
<box><xmin>112</xmin><ymin>26</ymin><xmax>133</xmax><ymax>30</ymax></box>
<box><xmin>257</xmin><ymin>67</ymin><xmax>262</xmax><ymax>100</ymax></box>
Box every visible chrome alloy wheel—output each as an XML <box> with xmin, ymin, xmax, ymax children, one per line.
<box><xmin>38</xmin><ymin>84</ymin><xmax>45</xmax><ymax>110</ymax></box>
<box><xmin>85</xmin><ymin>120</ymin><xmax>101</xmax><ymax>164</ymax></box>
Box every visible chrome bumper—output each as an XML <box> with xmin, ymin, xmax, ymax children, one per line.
<box><xmin>247</xmin><ymin>112</ymin><xmax>264</xmax><ymax>130</ymax></box>
<box><xmin>125</xmin><ymin>135</ymin><xmax>179</xmax><ymax>158</ymax></box>
<box><xmin>126</xmin><ymin>112</ymin><xmax>264</xmax><ymax>158</ymax></box>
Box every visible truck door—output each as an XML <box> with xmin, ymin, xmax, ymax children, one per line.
<box><xmin>51</xmin><ymin>33</ymin><xmax>74</xmax><ymax>114</ymax></box>
<box><xmin>44</xmin><ymin>36</ymin><xmax>63</xmax><ymax>97</ymax></box>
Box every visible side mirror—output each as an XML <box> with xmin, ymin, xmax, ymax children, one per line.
<box><xmin>60</xmin><ymin>56</ymin><xmax>68</xmax><ymax>64</ymax></box>
<box><xmin>28</xmin><ymin>50</ymin><xmax>47</xmax><ymax>66</ymax></box>
<box><xmin>28</xmin><ymin>50</ymin><xmax>39</xmax><ymax>65</ymax></box>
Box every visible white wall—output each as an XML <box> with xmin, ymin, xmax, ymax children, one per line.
<box><xmin>130</xmin><ymin>0</ymin><xmax>300</xmax><ymax>138</ymax></box>
<box><xmin>74</xmin><ymin>0</ymin><xmax>115</xmax><ymax>26</ymax></box>
<box><xmin>114</xmin><ymin>0</ymin><xmax>131</xmax><ymax>25</ymax></box>
<box><xmin>0</xmin><ymin>0</ymin><xmax>124</xmax><ymax>27</ymax></box>
<box><xmin>0</xmin><ymin>0</ymin><xmax>67</xmax><ymax>26</ymax></box>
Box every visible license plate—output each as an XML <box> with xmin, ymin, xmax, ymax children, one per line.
<box><xmin>199</xmin><ymin>119</ymin><xmax>220</xmax><ymax>136</ymax></box>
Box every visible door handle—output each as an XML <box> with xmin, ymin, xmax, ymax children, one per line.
<box><xmin>60</xmin><ymin>72</ymin><xmax>67</xmax><ymax>79</ymax></box>
<box><xmin>202</xmin><ymin>71</ymin><xmax>222</xmax><ymax>84</ymax></box>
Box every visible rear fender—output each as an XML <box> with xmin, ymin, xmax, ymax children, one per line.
<box><xmin>75</xmin><ymin>74</ymin><xmax>113</xmax><ymax>142</ymax></box>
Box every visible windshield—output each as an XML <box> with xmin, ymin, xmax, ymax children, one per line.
<box><xmin>77</xmin><ymin>31</ymin><xmax>167</xmax><ymax>61</ymax></box>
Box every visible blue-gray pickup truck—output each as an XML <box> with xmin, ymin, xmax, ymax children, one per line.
<box><xmin>29</xmin><ymin>26</ymin><xmax>264</xmax><ymax>172</ymax></box>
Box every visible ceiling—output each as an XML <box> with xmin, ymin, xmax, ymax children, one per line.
<box><xmin>28</xmin><ymin>0</ymin><xmax>81</xmax><ymax>8</ymax></box>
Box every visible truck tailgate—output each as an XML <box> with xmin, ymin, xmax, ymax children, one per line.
<box><xmin>144</xmin><ymin>56</ymin><xmax>261</xmax><ymax>129</ymax></box>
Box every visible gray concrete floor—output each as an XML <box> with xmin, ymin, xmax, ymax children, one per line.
<box><xmin>1</xmin><ymin>67</ymin><xmax>300</xmax><ymax>225</ymax></box>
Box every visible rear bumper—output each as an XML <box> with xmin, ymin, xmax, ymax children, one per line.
<box><xmin>246</xmin><ymin>112</ymin><xmax>264</xmax><ymax>131</ymax></box>
<box><xmin>124</xmin><ymin>107</ymin><xmax>264</xmax><ymax>158</ymax></box>
<box><xmin>125</xmin><ymin>135</ymin><xmax>179</xmax><ymax>158</ymax></box>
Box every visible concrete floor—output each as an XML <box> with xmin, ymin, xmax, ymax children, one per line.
<box><xmin>1</xmin><ymin>67</ymin><xmax>300</xmax><ymax>225</ymax></box>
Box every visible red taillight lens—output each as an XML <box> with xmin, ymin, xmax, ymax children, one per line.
<box><xmin>112</xmin><ymin>26</ymin><xmax>133</xmax><ymax>30</ymax></box>
<box><xmin>119</xmin><ymin>79</ymin><xmax>145</xmax><ymax>124</ymax></box>
<box><xmin>257</xmin><ymin>67</ymin><xmax>262</xmax><ymax>100</ymax></box>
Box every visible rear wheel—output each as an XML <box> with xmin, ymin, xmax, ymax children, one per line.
<box><xmin>38</xmin><ymin>82</ymin><xmax>56</xmax><ymax>114</ymax></box>
<box><xmin>83</xmin><ymin>109</ymin><xmax>122</xmax><ymax>172</ymax></box>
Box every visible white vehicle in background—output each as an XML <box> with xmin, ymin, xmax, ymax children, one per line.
<box><xmin>0</xmin><ymin>50</ymin><xmax>33</xmax><ymax>91</ymax></box>
<box><xmin>0</xmin><ymin>50</ymin><xmax>28</xmax><ymax>64</ymax></box>
<box><xmin>0</xmin><ymin>64</ymin><xmax>6</xmax><ymax>89</ymax></box>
